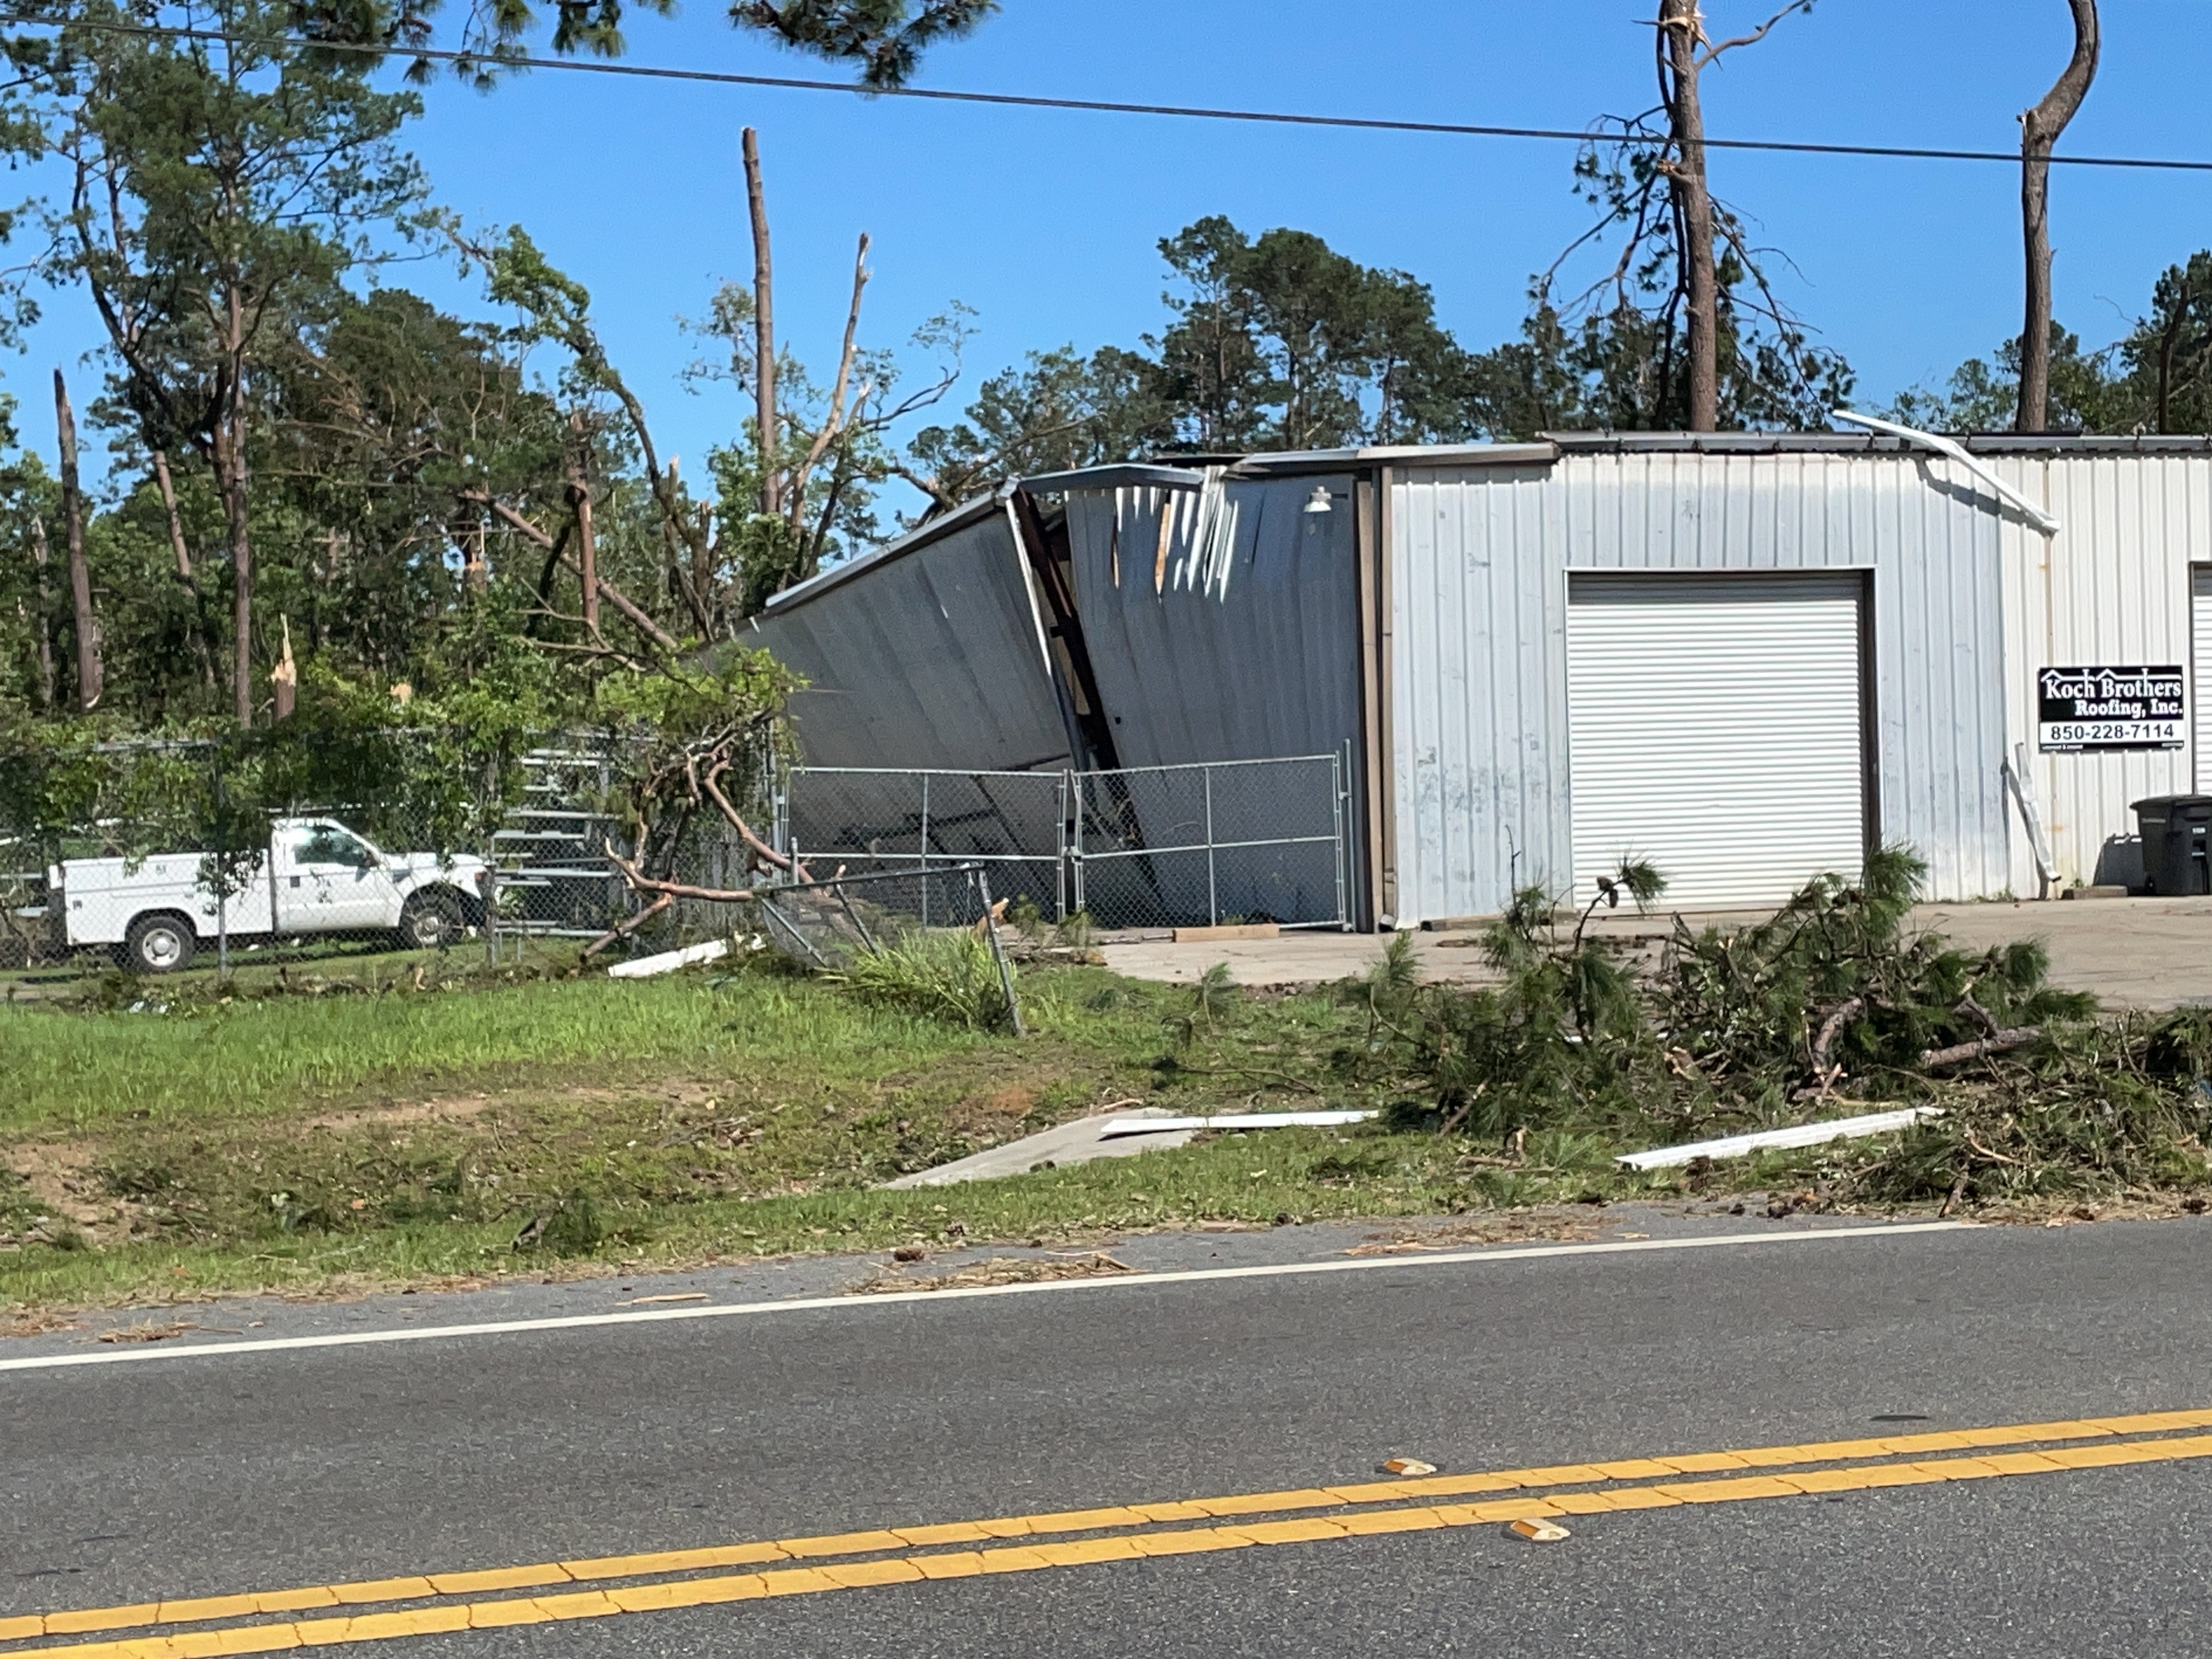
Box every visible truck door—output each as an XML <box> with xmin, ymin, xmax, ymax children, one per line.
<box><xmin>273</xmin><ymin>822</ymin><xmax>397</xmax><ymax>934</ymax></box>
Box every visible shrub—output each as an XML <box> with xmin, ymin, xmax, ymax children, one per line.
<box><xmin>834</xmin><ymin>931</ymin><xmax>1017</xmax><ymax>1031</ymax></box>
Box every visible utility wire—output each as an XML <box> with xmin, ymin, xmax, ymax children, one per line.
<box><xmin>12</xmin><ymin>12</ymin><xmax>2212</xmax><ymax>176</ymax></box>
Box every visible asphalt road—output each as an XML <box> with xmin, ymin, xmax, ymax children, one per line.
<box><xmin>8</xmin><ymin>1211</ymin><xmax>2212</xmax><ymax>1655</ymax></box>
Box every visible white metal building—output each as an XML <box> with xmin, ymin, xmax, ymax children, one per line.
<box><xmin>745</xmin><ymin>431</ymin><xmax>2212</xmax><ymax>928</ymax></box>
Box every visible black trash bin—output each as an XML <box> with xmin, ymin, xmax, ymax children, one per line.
<box><xmin>2132</xmin><ymin>795</ymin><xmax>2212</xmax><ymax>894</ymax></box>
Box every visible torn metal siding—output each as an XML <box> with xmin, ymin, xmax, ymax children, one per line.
<box><xmin>742</xmin><ymin>504</ymin><xmax>1074</xmax><ymax>773</ymax></box>
<box><xmin>1991</xmin><ymin>453</ymin><xmax>2212</xmax><ymax>891</ymax></box>
<box><xmin>1391</xmin><ymin>450</ymin><xmax>2013</xmax><ymax>922</ymax></box>
<box><xmin>1058</xmin><ymin>472</ymin><xmax>1366</xmax><ymax>924</ymax></box>
<box><xmin>1059</xmin><ymin>473</ymin><xmax>1363</xmax><ymax>770</ymax></box>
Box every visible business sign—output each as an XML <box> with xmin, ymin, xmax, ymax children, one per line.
<box><xmin>2036</xmin><ymin>664</ymin><xmax>2186</xmax><ymax>752</ymax></box>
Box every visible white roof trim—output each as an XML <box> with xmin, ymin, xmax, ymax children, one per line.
<box><xmin>1831</xmin><ymin>409</ymin><xmax>2062</xmax><ymax>535</ymax></box>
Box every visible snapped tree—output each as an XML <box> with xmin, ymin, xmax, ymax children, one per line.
<box><xmin>1488</xmin><ymin>0</ymin><xmax>1849</xmax><ymax>435</ymax></box>
<box><xmin>2016</xmin><ymin>0</ymin><xmax>2100</xmax><ymax>433</ymax></box>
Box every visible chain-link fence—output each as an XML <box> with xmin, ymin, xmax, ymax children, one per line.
<box><xmin>785</xmin><ymin>766</ymin><xmax>1067</xmax><ymax>923</ymax></box>
<box><xmin>2</xmin><ymin>739</ymin><xmax>1350</xmax><ymax>989</ymax></box>
<box><xmin>0</xmin><ymin>737</ymin><xmax>766</xmax><ymax>988</ymax></box>
<box><xmin>1072</xmin><ymin>755</ymin><xmax>1346</xmax><ymax>930</ymax></box>
<box><xmin>780</xmin><ymin>753</ymin><xmax>1349</xmax><ymax>933</ymax></box>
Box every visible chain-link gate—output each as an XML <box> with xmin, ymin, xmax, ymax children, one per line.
<box><xmin>781</xmin><ymin>754</ymin><xmax>1350</xmax><ymax>932</ymax></box>
<box><xmin>784</xmin><ymin>766</ymin><xmax>1069</xmax><ymax>927</ymax></box>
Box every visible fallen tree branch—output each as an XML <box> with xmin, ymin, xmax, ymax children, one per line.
<box><xmin>1812</xmin><ymin>996</ymin><xmax>1865</xmax><ymax>1069</ymax></box>
<box><xmin>1794</xmin><ymin>994</ymin><xmax>1868</xmax><ymax>1100</ymax></box>
<box><xmin>581</xmin><ymin>892</ymin><xmax>672</xmax><ymax>960</ymax></box>
<box><xmin>703</xmin><ymin>760</ymin><xmax>806</xmax><ymax>878</ymax></box>
<box><xmin>605</xmin><ymin>842</ymin><xmax>762</xmax><ymax>905</ymax></box>
<box><xmin>1920</xmin><ymin>1028</ymin><xmax>2040</xmax><ymax>1069</ymax></box>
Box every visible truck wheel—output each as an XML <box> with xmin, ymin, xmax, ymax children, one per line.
<box><xmin>125</xmin><ymin>914</ymin><xmax>196</xmax><ymax>975</ymax></box>
<box><xmin>398</xmin><ymin>889</ymin><xmax>465</xmax><ymax>951</ymax></box>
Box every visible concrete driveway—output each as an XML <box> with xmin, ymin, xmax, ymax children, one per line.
<box><xmin>1101</xmin><ymin>894</ymin><xmax>2212</xmax><ymax>1009</ymax></box>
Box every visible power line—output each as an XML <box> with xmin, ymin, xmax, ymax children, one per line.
<box><xmin>12</xmin><ymin>12</ymin><xmax>2212</xmax><ymax>177</ymax></box>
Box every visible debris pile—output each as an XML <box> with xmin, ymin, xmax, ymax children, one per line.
<box><xmin>1352</xmin><ymin>848</ymin><xmax>2212</xmax><ymax>1210</ymax></box>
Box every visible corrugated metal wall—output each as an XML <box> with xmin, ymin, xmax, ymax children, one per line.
<box><xmin>1990</xmin><ymin>454</ymin><xmax>2212</xmax><ymax>890</ymax></box>
<box><xmin>743</xmin><ymin>505</ymin><xmax>1074</xmax><ymax>772</ymax></box>
<box><xmin>1390</xmin><ymin>450</ymin><xmax>2013</xmax><ymax>921</ymax></box>
<box><xmin>1061</xmin><ymin>473</ymin><xmax>1365</xmax><ymax>923</ymax></box>
<box><xmin>1060</xmin><ymin>474</ymin><xmax>1362</xmax><ymax>769</ymax></box>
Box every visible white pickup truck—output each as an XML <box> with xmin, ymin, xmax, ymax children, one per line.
<box><xmin>53</xmin><ymin>817</ymin><xmax>492</xmax><ymax>973</ymax></box>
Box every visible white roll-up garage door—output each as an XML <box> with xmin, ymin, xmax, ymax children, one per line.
<box><xmin>1568</xmin><ymin>573</ymin><xmax>1867</xmax><ymax>910</ymax></box>
<box><xmin>2194</xmin><ymin>568</ymin><xmax>2212</xmax><ymax>791</ymax></box>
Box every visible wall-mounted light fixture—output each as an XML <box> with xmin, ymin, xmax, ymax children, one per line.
<box><xmin>1303</xmin><ymin>485</ymin><xmax>1334</xmax><ymax>515</ymax></box>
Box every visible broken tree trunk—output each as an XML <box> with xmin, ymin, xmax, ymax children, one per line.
<box><xmin>27</xmin><ymin>514</ymin><xmax>54</xmax><ymax>710</ymax></box>
<box><xmin>565</xmin><ymin>413</ymin><xmax>600</xmax><ymax>636</ymax></box>
<box><xmin>2017</xmin><ymin>0</ymin><xmax>2101</xmax><ymax>433</ymax></box>
<box><xmin>53</xmin><ymin>370</ymin><xmax>101</xmax><ymax>711</ymax></box>
<box><xmin>743</xmin><ymin>126</ymin><xmax>780</xmax><ymax>520</ymax></box>
<box><xmin>1659</xmin><ymin>0</ymin><xmax>1720</xmax><ymax>431</ymax></box>
<box><xmin>270</xmin><ymin>616</ymin><xmax>297</xmax><ymax>720</ymax></box>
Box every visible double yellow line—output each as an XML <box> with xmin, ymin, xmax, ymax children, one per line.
<box><xmin>11</xmin><ymin>1407</ymin><xmax>2212</xmax><ymax>1656</ymax></box>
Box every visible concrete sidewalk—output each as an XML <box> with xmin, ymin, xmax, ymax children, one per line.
<box><xmin>1101</xmin><ymin>894</ymin><xmax>2212</xmax><ymax>1008</ymax></box>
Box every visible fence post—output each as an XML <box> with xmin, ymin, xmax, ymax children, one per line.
<box><xmin>213</xmin><ymin>743</ymin><xmax>229</xmax><ymax>983</ymax></box>
<box><xmin>1204</xmin><ymin>764</ymin><xmax>1218</xmax><ymax>926</ymax></box>
<box><xmin>1333</xmin><ymin>748</ymin><xmax>1350</xmax><ymax>932</ymax></box>
<box><xmin>1070</xmin><ymin>771</ymin><xmax>1087</xmax><ymax>920</ymax></box>
<box><xmin>918</xmin><ymin>772</ymin><xmax>931</xmax><ymax>929</ymax></box>
<box><xmin>1056</xmin><ymin>769</ymin><xmax>1070</xmax><ymax>923</ymax></box>
<box><xmin>975</xmin><ymin>868</ymin><xmax>1024</xmax><ymax>1036</ymax></box>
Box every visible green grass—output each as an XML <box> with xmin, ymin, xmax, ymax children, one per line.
<box><xmin>0</xmin><ymin>961</ymin><xmax>1029</xmax><ymax>1135</ymax></box>
<box><xmin>0</xmin><ymin>1124</ymin><xmax>1687</xmax><ymax>1313</ymax></box>
<box><xmin>3</xmin><ymin>958</ymin><xmax>1519</xmax><ymax>1311</ymax></box>
<box><xmin>1</xmin><ymin>954</ymin><xmax>1939</xmax><ymax>1317</ymax></box>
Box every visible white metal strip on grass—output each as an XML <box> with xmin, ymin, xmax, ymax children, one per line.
<box><xmin>1097</xmin><ymin>1111</ymin><xmax>1377</xmax><ymax>1138</ymax></box>
<box><xmin>1617</xmin><ymin>1107</ymin><xmax>1945</xmax><ymax>1170</ymax></box>
<box><xmin>0</xmin><ymin>1223</ymin><xmax>1971</xmax><ymax>1375</ymax></box>
<box><xmin>607</xmin><ymin>939</ymin><xmax>730</xmax><ymax>979</ymax></box>
<box><xmin>1567</xmin><ymin>574</ymin><xmax>1866</xmax><ymax>911</ymax></box>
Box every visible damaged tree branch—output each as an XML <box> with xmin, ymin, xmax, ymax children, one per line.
<box><xmin>1920</xmin><ymin>1029</ymin><xmax>2042</xmax><ymax>1069</ymax></box>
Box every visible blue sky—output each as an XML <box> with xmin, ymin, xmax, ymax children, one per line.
<box><xmin>19</xmin><ymin>0</ymin><xmax>2212</xmax><ymax>503</ymax></box>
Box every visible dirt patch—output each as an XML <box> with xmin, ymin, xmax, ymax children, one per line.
<box><xmin>299</xmin><ymin>1094</ymin><xmax>500</xmax><ymax>1134</ymax></box>
<box><xmin>943</xmin><ymin>1086</ymin><xmax>1043</xmax><ymax>1139</ymax></box>
<box><xmin>849</xmin><ymin>1250</ymin><xmax>1135</xmax><ymax>1295</ymax></box>
<box><xmin>5</xmin><ymin>1140</ymin><xmax>114</xmax><ymax>1235</ymax></box>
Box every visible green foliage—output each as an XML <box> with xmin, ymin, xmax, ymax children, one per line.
<box><xmin>340</xmin><ymin>0</ymin><xmax>998</xmax><ymax>88</ymax></box>
<box><xmin>906</xmin><ymin>345</ymin><xmax>1166</xmax><ymax>508</ymax></box>
<box><xmin>1885</xmin><ymin>253</ymin><xmax>2212</xmax><ymax>438</ymax></box>
<box><xmin>1166</xmin><ymin>961</ymin><xmax>1240</xmax><ymax>1049</ymax></box>
<box><xmin>832</xmin><ymin>930</ymin><xmax>1017</xmax><ymax>1031</ymax></box>
<box><xmin>1143</xmin><ymin>216</ymin><xmax>1479</xmax><ymax>452</ymax></box>
<box><xmin>1656</xmin><ymin>847</ymin><xmax>2093</xmax><ymax>1121</ymax></box>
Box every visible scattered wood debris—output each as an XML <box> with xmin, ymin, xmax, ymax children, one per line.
<box><xmin>850</xmin><ymin>1252</ymin><xmax>1136</xmax><ymax>1295</ymax></box>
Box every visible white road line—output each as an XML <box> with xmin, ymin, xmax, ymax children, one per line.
<box><xmin>0</xmin><ymin>1221</ymin><xmax>1972</xmax><ymax>1375</ymax></box>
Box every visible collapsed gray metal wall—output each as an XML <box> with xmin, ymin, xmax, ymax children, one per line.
<box><xmin>1058</xmin><ymin>473</ymin><xmax>1362</xmax><ymax>771</ymax></box>
<box><xmin>1388</xmin><ymin>445</ymin><xmax>2013</xmax><ymax>923</ymax></box>
<box><xmin>742</xmin><ymin>500</ymin><xmax>1073</xmax><ymax>774</ymax></box>
<box><xmin>1058</xmin><ymin>472</ymin><xmax>1364</xmax><ymax>926</ymax></box>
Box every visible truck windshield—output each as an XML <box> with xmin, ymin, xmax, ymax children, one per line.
<box><xmin>294</xmin><ymin>825</ymin><xmax>377</xmax><ymax>869</ymax></box>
